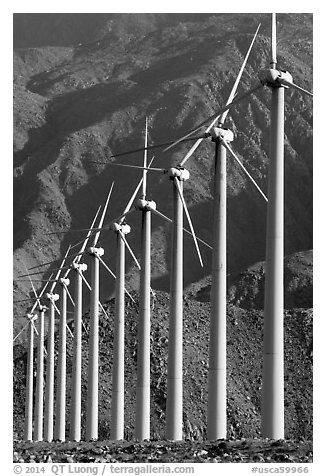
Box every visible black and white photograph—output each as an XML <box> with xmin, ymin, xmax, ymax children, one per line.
<box><xmin>9</xmin><ymin>3</ymin><xmax>317</xmax><ymax>473</ymax></box>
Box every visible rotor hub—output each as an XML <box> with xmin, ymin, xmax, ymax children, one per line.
<box><xmin>211</xmin><ymin>126</ymin><xmax>234</xmax><ymax>143</ymax></box>
<box><xmin>258</xmin><ymin>68</ymin><xmax>293</xmax><ymax>88</ymax></box>
<box><xmin>136</xmin><ymin>198</ymin><xmax>157</xmax><ymax>211</ymax></box>
<box><xmin>59</xmin><ymin>277</ymin><xmax>70</xmax><ymax>286</ymax></box>
<box><xmin>87</xmin><ymin>246</ymin><xmax>104</xmax><ymax>257</ymax></box>
<box><xmin>168</xmin><ymin>167</ymin><xmax>190</xmax><ymax>181</ymax></box>
<box><xmin>46</xmin><ymin>292</ymin><xmax>59</xmax><ymax>301</ymax></box>
<box><xmin>72</xmin><ymin>262</ymin><xmax>88</xmax><ymax>272</ymax></box>
<box><xmin>111</xmin><ymin>222</ymin><xmax>131</xmax><ymax>235</ymax></box>
<box><xmin>27</xmin><ymin>313</ymin><xmax>37</xmax><ymax>321</ymax></box>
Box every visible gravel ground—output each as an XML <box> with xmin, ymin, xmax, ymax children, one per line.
<box><xmin>13</xmin><ymin>438</ymin><xmax>313</xmax><ymax>463</ymax></box>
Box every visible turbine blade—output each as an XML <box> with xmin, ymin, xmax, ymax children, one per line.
<box><xmin>115</xmin><ymin>206</ymin><xmax>137</xmax><ymax>226</ymax></box>
<box><xmin>110</xmin><ymin>135</ymin><xmax>206</xmax><ymax>159</ymax></box>
<box><xmin>287</xmin><ymin>81</ymin><xmax>313</xmax><ymax>97</ymax></box>
<box><xmin>119</xmin><ymin>156</ymin><xmax>156</xmax><ymax>220</ymax></box>
<box><xmin>97</xmin><ymin>254</ymin><xmax>116</xmax><ymax>280</ymax></box>
<box><xmin>119</xmin><ymin>230</ymin><xmax>141</xmax><ymax>270</ymax></box>
<box><xmin>13</xmin><ymin>322</ymin><xmax>29</xmax><ymax>342</ymax></box>
<box><xmin>31</xmin><ymin>319</ymin><xmax>39</xmax><ymax>337</ymax></box>
<box><xmin>25</xmin><ymin>266</ymin><xmax>39</xmax><ymax>301</ymax></box>
<box><xmin>99</xmin><ymin>302</ymin><xmax>112</xmax><ymax>320</ymax></box>
<box><xmin>93</xmin><ymin>183</ymin><xmax>114</xmax><ymax>247</ymax></box>
<box><xmin>28</xmin><ymin>249</ymin><xmax>72</xmax><ymax>271</ymax></box>
<box><xmin>50</xmin><ymin>245</ymin><xmax>72</xmax><ymax>293</ymax></box>
<box><xmin>174</xmin><ymin>178</ymin><xmax>204</xmax><ymax>268</ymax></box>
<box><xmin>30</xmin><ymin>300</ymin><xmax>39</xmax><ymax>315</ymax></box>
<box><xmin>142</xmin><ymin>117</ymin><xmax>149</xmax><ymax>198</ymax></box>
<box><xmin>271</xmin><ymin>13</ymin><xmax>277</xmax><ymax>68</ymax></box>
<box><xmin>77</xmin><ymin>268</ymin><xmax>115</xmax><ymax>319</ymax></box>
<box><xmin>151</xmin><ymin>207</ymin><xmax>172</xmax><ymax>224</ymax></box>
<box><xmin>63</xmin><ymin>283</ymin><xmax>75</xmax><ymax>307</ymax></box>
<box><xmin>24</xmin><ymin>267</ymin><xmax>43</xmax><ymax>314</ymax></box>
<box><xmin>14</xmin><ymin>297</ymin><xmax>38</xmax><ymax>302</ymax></box>
<box><xmin>78</xmin><ymin>268</ymin><xmax>92</xmax><ymax>292</ymax></box>
<box><xmin>221</xmin><ymin>139</ymin><xmax>268</xmax><ymax>202</ymax></box>
<box><xmin>220</xmin><ymin>23</ymin><xmax>261</xmax><ymax>125</ymax></box>
<box><xmin>80</xmin><ymin>205</ymin><xmax>103</xmax><ymax>254</ymax></box>
<box><xmin>66</xmin><ymin>324</ymin><xmax>74</xmax><ymax>339</ymax></box>
<box><xmin>97</xmin><ymin>255</ymin><xmax>135</xmax><ymax>303</ymax></box>
<box><xmin>104</xmin><ymin>162</ymin><xmax>165</xmax><ymax>172</ymax></box>
<box><xmin>53</xmin><ymin>301</ymin><xmax>61</xmax><ymax>315</ymax></box>
<box><xmin>151</xmin><ymin>207</ymin><xmax>212</xmax><ymax>250</ymax></box>
<box><xmin>38</xmin><ymin>272</ymin><xmax>54</xmax><ymax>298</ymax></box>
<box><xmin>164</xmin><ymin>82</ymin><xmax>264</xmax><ymax>153</ymax></box>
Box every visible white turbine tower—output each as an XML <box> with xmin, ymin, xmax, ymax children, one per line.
<box><xmin>44</xmin><ymin>248</ymin><xmax>70</xmax><ymax>442</ymax></box>
<box><xmin>134</xmin><ymin>118</ymin><xmax>155</xmax><ymax>441</ymax></box>
<box><xmin>85</xmin><ymin>184</ymin><xmax>114</xmax><ymax>441</ymax></box>
<box><xmin>259</xmin><ymin>13</ymin><xmax>294</xmax><ymax>439</ymax></box>
<box><xmin>24</xmin><ymin>313</ymin><xmax>37</xmax><ymax>441</ymax></box>
<box><xmin>174</xmin><ymin>24</ymin><xmax>263</xmax><ymax>440</ymax></box>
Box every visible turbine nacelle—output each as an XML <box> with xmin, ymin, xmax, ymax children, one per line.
<box><xmin>259</xmin><ymin>68</ymin><xmax>293</xmax><ymax>88</ymax></box>
<box><xmin>45</xmin><ymin>292</ymin><xmax>59</xmax><ymax>301</ymax></box>
<box><xmin>211</xmin><ymin>127</ymin><xmax>234</xmax><ymax>143</ymax></box>
<box><xmin>87</xmin><ymin>246</ymin><xmax>105</xmax><ymax>257</ymax></box>
<box><xmin>27</xmin><ymin>313</ymin><xmax>37</xmax><ymax>321</ymax></box>
<box><xmin>168</xmin><ymin>167</ymin><xmax>190</xmax><ymax>181</ymax></box>
<box><xmin>59</xmin><ymin>277</ymin><xmax>70</xmax><ymax>286</ymax></box>
<box><xmin>38</xmin><ymin>304</ymin><xmax>48</xmax><ymax>312</ymax></box>
<box><xmin>71</xmin><ymin>262</ymin><xmax>88</xmax><ymax>273</ymax></box>
<box><xmin>111</xmin><ymin>223</ymin><xmax>131</xmax><ymax>235</ymax></box>
<box><xmin>136</xmin><ymin>198</ymin><xmax>157</xmax><ymax>212</ymax></box>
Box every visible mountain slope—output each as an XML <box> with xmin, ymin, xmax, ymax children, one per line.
<box><xmin>13</xmin><ymin>14</ymin><xmax>312</xmax><ymax>331</ymax></box>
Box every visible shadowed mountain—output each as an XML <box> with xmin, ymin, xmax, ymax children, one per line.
<box><xmin>13</xmin><ymin>13</ymin><xmax>312</xmax><ymax>336</ymax></box>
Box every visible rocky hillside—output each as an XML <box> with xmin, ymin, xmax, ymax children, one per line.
<box><xmin>13</xmin><ymin>250</ymin><xmax>313</xmax><ymax>442</ymax></box>
<box><xmin>13</xmin><ymin>13</ymin><xmax>312</xmax><ymax>332</ymax></box>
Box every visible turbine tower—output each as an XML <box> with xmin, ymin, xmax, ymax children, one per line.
<box><xmin>23</xmin><ymin>313</ymin><xmax>37</xmax><ymax>441</ymax></box>
<box><xmin>260</xmin><ymin>13</ymin><xmax>286</xmax><ymax>439</ymax></box>
<box><xmin>86</xmin><ymin>185</ymin><xmax>114</xmax><ymax>441</ymax></box>
<box><xmin>54</xmin><ymin>275</ymin><xmax>69</xmax><ymax>441</ymax></box>
<box><xmin>44</xmin><ymin>248</ymin><xmax>70</xmax><ymax>442</ymax></box>
<box><xmin>70</xmin><ymin>207</ymin><xmax>102</xmax><ymax>442</ymax></box>
<box><xmin>135</xmin><ymin>118</ymin><xmax>155</xmax><ymax>440</ymax></box>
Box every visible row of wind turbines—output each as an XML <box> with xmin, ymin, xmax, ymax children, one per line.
<box><xmin>14</xmin><ymin>14</ymin><xmax>312</xmax><ymax>443</ymax></box>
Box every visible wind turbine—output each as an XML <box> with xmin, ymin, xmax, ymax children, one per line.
<box><xmin>23</xmin><ymin>312</ymin><xmax>37</xmax><ymax>441</ymax></box>
<box><xmin>134</xmin><ymin>118</ymin><xmax>154</xmax><ymax>440</ymax></box>
<box><xmin>85</xmin><ymin>184</ymin><xmax>114</xmax><ymax>441</ymax></box>
<box><xmin>259</xmin><ymin>13</ymin><xmax>301</xmax><ymax>439</ymax></box>
<box><xmin>172</xmin><ymin>24</ymin><xmax>263</xmax><ymax>440</ymax></box>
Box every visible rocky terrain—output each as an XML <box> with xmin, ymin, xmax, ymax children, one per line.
<box><xmin>13</xmin><ymin>250</ymin><xmax>313</xmax><ymax>455</ymax></box>
<box><xmin>13</xmin><ymin>438</ymin><xmax>313</xmax><ymax>464</ymax></box>
<box><xmin>13</xmin><ymin>13</ymin><xmax>313</xmax><ymax>463</ymax></box>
